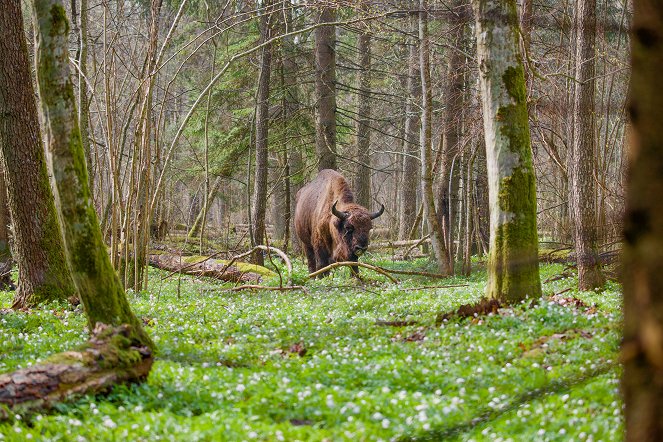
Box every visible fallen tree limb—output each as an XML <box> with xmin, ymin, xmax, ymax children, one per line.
<box><xmin>222</xmin><ymin>245</ymin><xmax>293</xmax><ymax>286</ymax></box>
<box><xmin>308</xmin><ymin>261</ymin><xmax>399</xmax><ymax>283</ymax></box>
<box><xmin>149</xmin><ymin>253</ymin><xmax>274</xmax><ymax>283</ymax></box>
<box><xmin>0</xmin><ymin>324</ymin><xmax>152</xmax><ymax>421</ymax></box>
<box><xmin>400</xmin><ymin>284</ymin><xmax>469</xmax><ymax>291</ymax></box>
<box><xmin>229</xmin><ymin>285</ymin><xmax>308</xmax><ymax>294</ymax></box>
<box><xmin>373</xmin><ymin>266</ymin><xmax>450</xmax><ymax>279</ymax></box>
<box><xmin>369</xmin><ymin>237</ymin><xmax>430</xmax><ymax>251</ymax></box>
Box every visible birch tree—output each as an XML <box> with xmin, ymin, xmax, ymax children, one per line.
<box><xmin>472</xmin><ymin>0</ymin><xmax>542</xmax><ymax>302</ymax></box>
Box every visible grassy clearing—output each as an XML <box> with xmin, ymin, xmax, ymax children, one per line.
<box><xmin>0</xmin><ymin>256</ymin><xmax>622</xmax><ymax>441</ymax></box>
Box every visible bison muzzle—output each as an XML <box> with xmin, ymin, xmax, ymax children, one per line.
<box><xmin>294</xmin><ymin>169</ymin><xmax>384</xmax><ymax>276</ymax></box>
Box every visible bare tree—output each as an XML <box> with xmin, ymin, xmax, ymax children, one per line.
<box><xmin>570</xmin><ymin>0</ymin><xmax>606</xmax><ymax>290</ymax></box>
<box><xmin>353</xmin><ymin>9</ymin><xmax>372</xmax><ymax>208</ymax></box>
<box><xmin>314</xmin><ymin>6</ymin><xmax>338</xmax><ymax>171</ymax></box>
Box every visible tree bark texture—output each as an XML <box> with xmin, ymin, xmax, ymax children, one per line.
<box><xmin>314</xmin><ymin>7</ymin><xmax>338</xmax><ymax>171</ymax></box>
<box><xmin>251</xmin><ymin>2</ymin><xmax>274</xmax><ymax>266</ymax></box>
<box><xmin>0</xmin><ymin>324</ymin><xmax>152</xmax><ymax>420</ymax></box>
<box><xmin>473</xmin><ymin>0</ymin><xmax>542</xmax><ymax>303</ymax></box>
<box><xmin>32</xmin><ymin>0</ymin><xmax>152</xmax><ymax>348</ymax></box>
<box><xmin>0</xmin><ymin>166</ymin><xmax>12</xmax><ymax>289</ymax></box>
<box><xmin>0</xmin><ymin>0</ymin><xmax>77</xmax><ymax>308</ymax></box>
<box><xmin>570</xmin><ymin>0</ymin><xmax>606</xmax><ymax>290</ymax></box>
<box><xmin>398</xmin><ymin>13</ymin><xmax>421</xmax><ymax>240</ymax></box>
<box><xmin>354</xmin><ymin>23</ymin><xmax>372</xmax><ymax>208</ymax></box>
<box><xmin>438</xmin><ymin>1</ymin><xmax>468</xmax><ymax>271</ymax></box>
<box><xmin>419</xmin><ymin>0</ymin><xmax>452</xmax><ymax>275</ymax></box>
<box><xmin>622</xmin><ymin>1</ymin><xmax>663</xmax><ymax>439</ymax></box>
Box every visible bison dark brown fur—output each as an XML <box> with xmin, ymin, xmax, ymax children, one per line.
<box><xmin>294</xmin><ymin>169</ymin><xmax>384</xmax><ymax>276</ymax></box>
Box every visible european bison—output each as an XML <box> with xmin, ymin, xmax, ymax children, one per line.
<box><xmin>294</xmin><ymin>169</ymin><xmax>384</xmax><ymax>275</ymax></box>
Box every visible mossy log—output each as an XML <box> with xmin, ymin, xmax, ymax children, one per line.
<box><xmin>148</xmin><ymin>253</ymin><xmax>274</xmax><ymax>283</ymax></box>
<box><xmin>0</xmin><ymin>324</ymin><xmax>152</xmax><ymax>420</ymax></box>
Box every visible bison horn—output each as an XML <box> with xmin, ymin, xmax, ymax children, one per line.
<box><xmin>331</xmin><ymin>201</ymin><xmax>348</xmax><ymax>220</ymax></box>
<box><xmin>370</xmin><ymin>203</ymin><xmax>385</xmax><ymax>220</ymax></box>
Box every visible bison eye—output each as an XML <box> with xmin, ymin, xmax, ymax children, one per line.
<box><xmin>344</xmin><ymin>225</ymin><xmax>354</xmax><ymax>235</ymax></box>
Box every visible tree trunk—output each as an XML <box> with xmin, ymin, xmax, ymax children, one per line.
<box><xmin>188</xmin><ymin>176</ymin><xmax>223</xmax><ymax>239</ymax></box>
<box><xmin>314</xmin><ymin>7</ymin><xmax>337</xmax><ymax>171</ymax></box>
<box><xmin>354</xmin><ymin>19</ymin><xmax>371</xmax><ymax>208</ymax></box>
<box><xmin>570</xmin><ymin>0</ymin><xmax>605</xmax><ymax>290</ymax></box>
<box><xmin>438</xmin><ymin>2</ymin><xmax>468</xmax><ymax>271</ymax></box>
<box><xmin>148</xmin><ymin>254</ymin><xmax>270</xmax><ymax>284</ymax></box>
<box><xmin>398</xmin><ymin>12</ymin><xmax>421</xmax><ymax>240</ymax></box>
<box><xmin>0</xmin><ymin>166</ymin><xmax>12</xmax><ymax>289</ymax></box>
<box><xmin>622</xmin><ymin>2</ymin><xmax>663</xmax><ymax>439</ymax></box>
<box><xmin>32</xmin><ymin>0</ymin><xmax>152</xmax><ymax>347</ymax></box>
<box><xmin>472</xmin><ymin>0</ymin><xmax>542</xmax><ymax>303</ymax></box>
<box><xmin>251</xmin><ymin>2</ymin><xmax>274</xmax><ymax>266</ymax></box>
<box><xmin>419</xmin><ymin>0</ymin><xmax>452</xmax><ymax>276</ymax></box>
<box><xmin>0</xmin><ymin>0</ymin><xmax>77</xmax><ymax>308</ymax></box>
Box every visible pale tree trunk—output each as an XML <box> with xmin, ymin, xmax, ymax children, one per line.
<box><xmin>622</xmin><ymin>1</ymin><xmax>663</xmax><ymax>438</ymax></box>
<box><xmin>398</xmin><ymin>12</ymin><xmax>421</xmax><ymax>240</ymax></box>
<box><xmin>188</xmin><ymin>176</ymin><xmax>223</xmax><ymax>239</ymax></box>
<box><xmin>251</xmin><ymin>1</ymin><xmax>274</xmax><ymax>266</ymax></box>
<box><xmin>570</xmin><ymin>0</ymin><xmax>605</xmax><ymax>290</ymax></box>
<box><xmin>354</xmin><ymin>17</ymin><xmax>371</xmax><ymax>208</ymax></box>
<box><xmin>0</xmin><ymin>0</ymin><xmax>77</xmax><ymax>308</ymax></box>
<box><xmin>32</xmin><ymin>0</ymin><xmax>152</xmax><ymax>347</ymax></box>
<box><xmin>314</xmin><ymin>7</ymin><xmax>337</xmax><ymax>171</ymax></box>
<box><xmin>419</xmin><ymin>0</ymin><xmax>452</xmax><ymax>275</ymax></box>
<box><xmin>438</xmin><ymin>1</ymin><xmax>468</xmax><ymax>270</ymax></box>
<box><xmin>472</xmin><ymin>0</ymin><xmax>542</xmax><ymax>303</ymax></box>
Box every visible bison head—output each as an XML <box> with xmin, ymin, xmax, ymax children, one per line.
<box><xmin>331</xmin><ymin>200</ymin><xmax>384</xmax><ymax>262</ymax></box>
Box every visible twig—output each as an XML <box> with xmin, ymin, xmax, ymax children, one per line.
<box><xmin>400</xmin><ymin>284</ymin><xmax>469</xmax><ymax>291</ymax></box>
<box><xmin>229</xmin><ymin>285</ymin><xmax>308</xmax><ymax>294</ymax></box>
<box><xmin>403</xmin><ymin>234</ymin><xmax>431</xmax><ymax>260</ymax></box>
<box><xmin>374</xmin><ymin>266</ymin><xmax>450</xmax><ymax>279</ymax></box>
<box><xmin>308</xmin><ymin>261</ymin><xmax>398</xmax><ymax>283</ymax></box>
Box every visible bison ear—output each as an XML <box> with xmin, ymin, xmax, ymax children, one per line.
<box><xmin>331</xmin><ymin>200</ymin><xmax>349</xmax><ymax>220</ymax></box>
<box><xmin>370</xmin><ymin>203</ymin><xmax>385</xmax><ymax>220</ymax></box>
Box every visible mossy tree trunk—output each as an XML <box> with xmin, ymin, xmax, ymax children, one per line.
<box><xmin>622</xmin><ymin>1</ymin><xmax>663</xmax><ymax>438</ymax></box>
<box><xmin>32</xmin><ymin>0</ymin><xmax>152</xmax><ymax>347</ymax></box>
<box><xmin>570</xmin><ymin>0</ymin><xmax>606</xmax><ymax>291</ymax></box>
<box><xmin>314</xmin><ymin>6</ymin><xmax>338</xmax><ymax>171</ymax></box>
<box><xmin>0</xmin><ymin>0</ymin><xmax>77</xmax><ymax>308</ymax></box>
<box><xmin>472</xmin><ymin>0</ymin><xmax>542</xmax><ymax>303</ymax></box>
<box><xmin>0</xmin><ymin>166</ymin><xmax>12</xmax><ymax>290</ymax></box>
<box><xmin>398</xmin><ymin>11</ymin><xmax>421</xmax><ymax>240</ymax></box>
<box><xmin>419</xmin><ymin>0</ymin><xmax>453</xmax><ymax>275</ymax></box>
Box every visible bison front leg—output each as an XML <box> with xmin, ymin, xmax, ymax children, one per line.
<box><xmin>314</xmin><ymin>249</ymin><xmax>333</xmax><ymax>278</ymax></box>
<box><xmin>304</xmin><ymin>245</ymin><xmax>317</xmax><ymax>274</ymax></box>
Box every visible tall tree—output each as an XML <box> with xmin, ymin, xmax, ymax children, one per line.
<box><xmin>0</xmin><ymin>0</ymin><xmax>77</xmax><ymax>308</ymax></box>
<box><xmin>398</xmin><ymin>12</ymin><xmax>421</xmax><ymax>240</ymax></box>
<box><xmin>32</xmin><ymin>0</ymin><xmax>152</xmax><ymax>347</ymax></box>
<box><xmin>472</xmin><ymin>0</ymin><xmax>542</xmax><ymax>302</ymax></box>
<box><xmin>314</xmin><ymin>6</ymin><xmax>338</xmax><ymax>171</ymax></box>
<box><xmin>419</xmin><ymin>0</ymin><xmax>452</xmax><ymax>275</ymax></box>
<box><xmin>0</xmin><ymin>166</ymin><xmax>12</xmax><ymax>290</ymax></box>
<box><xmin>570</xmin><ymin>0</ymin><xmax>606</xmax><ymax>290</ymax></box>
<box><xmin>353</xmin><ymin>12</ymin><xmax>372</xmax><ymax>208</ymax></box>
<box><xmin>622</xmin><ymin>1</ymin><xmax>663</xmax><ymax>438</ymax></box>
<box><xmin>438</xmin><ymin>1</ymin><xmax>469</xmax><ymax>271</ymax></box>
<box><xmin>251</xmin><ymin>1</ymin><xmax>274</xmax><ymax>265</ymax></box>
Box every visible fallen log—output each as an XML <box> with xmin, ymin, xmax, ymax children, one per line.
<box><xmin>308</xmin><ymin>261</ymin><xmax>398</xmax><ymax>283</ymax></box>
<box><xmin>149</xmin><ymin>253</ymin><xmax>275</xmax><ymax>283</ymax></box>
<box><xmin>0</xmin><ymin>324</ymin><xmax>152</xmax><ymax>421</ymax></box>
<box><xmin>369</xmin><ymin>237</ymin><xmax>431</xmax><ymax>251</ymax></box>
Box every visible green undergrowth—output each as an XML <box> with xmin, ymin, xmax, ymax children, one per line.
<box><xmin>0</xmin><ymin>256</ymin><xmax>623</xmax><ymax>441</ymax></box>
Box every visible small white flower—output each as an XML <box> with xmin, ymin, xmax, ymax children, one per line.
<box><xmin>236</xmin><ymin>384</ymin><xmax>246</xmax><ymax>392</ymax></box>
<box><xmin>381</xmin><ymin>419</ymin><xmax>390</xmax><ymax>429</ymax></box>
<box><xmin>102</xmin><ymin>417</ymin><xmax>117</xmax><ymax>428</ymax></box>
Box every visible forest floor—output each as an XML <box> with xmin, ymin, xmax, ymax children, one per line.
<box><xmin>0</xmin><ymin>255</ymin><xmax>622</xmax><ymax>441</ymax></box>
